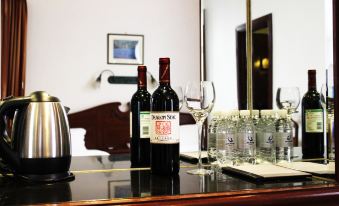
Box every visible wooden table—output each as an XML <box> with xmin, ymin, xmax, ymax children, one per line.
<box><xmin>0</xmin><ymin>154</ymin><xmax>338</xmax><ymax>205</ymax></box>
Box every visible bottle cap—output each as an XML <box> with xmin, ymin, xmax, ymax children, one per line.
<box><xmin>211</xmin><ymin>111</ymin><xmax>221</xmax><ymax>118</ymax></box>
<box><xmin>219</xmin><ymin>111</ymin><xmax>230</xmax><ymax>118</ymax></box>
<box><xmin>260</xmin><ymin>109</ymin><xmax>271</xmax><ymax>116</ymax></box>
<box><xmin>159</xmin><ymin>57</ymin><xmax>170</xmax><ymax>64</ymax></box>
<box><xmin>232</xmin><ymin>110</ymin><xmax>240</xmax><ymax>116</ymax></box>
<box><xmin>277</xmin><ymin>109</ymin><xmax>287</xmax><ymax>118</ymax></box>
<box><xmin>308</xmin><ymin>69</ymin><xmax>316</xmax><ymax>75</ymax></box>
<box><xmin>252</xmin><ymin>110</ymin><xmax>259</xmax><ymax>116</ymax></box>
<box><xmin>137</xmin><ymin>65</ymin><xmax>147</xmax><ymax>72</ymax></box>
<box><xmin>240</xmin><ymin>110</ymin><xmax>250</xmax><ymax>116</ymax></box>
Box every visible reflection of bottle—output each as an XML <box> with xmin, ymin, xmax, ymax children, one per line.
<box><xmin>276</xmin><ymin>110</ymin><xmax>293</xmax><ymax>163</ymax></box>
<box><xmin>256</xmin><ymin>110</ymin><xmax>276</xmax><ymax>164</ymax></box>
<box><xmin>150</xmin><ymin>174</ymin><xmax>180</xmax><ymax>196</ymax></box>
<box><xmin>301</xmin><ymin>70</ymin><xmax>324</xmax><ymax>159</ymax></box>
<box><xmin>131</xmin><ymin>66</ymin><xmax>151</xmax><ymax>167</ymax></box>
<box><xmin>130</xmin><ymin>170</ymin><xmax>151</xmax><ymax>197</ymax></box>
<box><xmin>237</xmin><ymin>110</ymin><xmax>256</xmax><ymax>164</ymax></box>
<box><xmin>208</xmin><ymin>112</ymin><xmax>220</xmax><ymax>163</ymax></box>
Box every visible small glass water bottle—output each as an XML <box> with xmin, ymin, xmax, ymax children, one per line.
<box><xmin>276</xmin><ymin>110</ymin><xmax>293</xmax><ymax>163</ymax></box>
<box><xmin>237</xmin><ymin>110</ymin><xmax>256</xmax><ymax>165</ymax></box>
<box><xmin>216</xmin><ymin>111</ymin><xmax>237</xmax><ymax>166</ymax></box>
<box><xmin>256</xmin><ymin>110</ymin><xmax>276</xmax><ymax>164</ymax></box>
<box><xmin>208</xmin><ymin>111</ymin><xmax>221</xmax><ymax>163</ymax></box>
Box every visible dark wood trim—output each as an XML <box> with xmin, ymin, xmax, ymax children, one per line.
<box><xmin>333</xmin><ymin>0</ymin><xmax>339</xmax><ymax>182</ymax></box>
<box><xmin>58</xmin><ymin>184</ymin><xmax>339</xmax><ymax>205</ymax></box>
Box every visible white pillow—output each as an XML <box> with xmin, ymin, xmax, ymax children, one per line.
<box><xmin>70</xmin><ymin>128</ymin><xmax>109</xmax><ymax>156</ymax></box>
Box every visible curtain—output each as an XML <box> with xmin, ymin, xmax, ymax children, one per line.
<box><xmin>1</xmin><ymin>0</ymin><xmax>27</xmax><ymax>98</ymax></box>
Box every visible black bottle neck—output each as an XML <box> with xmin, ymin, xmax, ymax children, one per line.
<box><xmin>159</xmin><ymin>63</ymin><xmax>170</xmax><ymax>86</ymax></box>
<box><xmin>308</xmin><ymin>70</ymin><xmax>317</xmax><ymax>91</ymax></box>
<box><xmin>138</xmin><ymin>68</ymin><xmax>147</xmax><ymax>90</ymax></box>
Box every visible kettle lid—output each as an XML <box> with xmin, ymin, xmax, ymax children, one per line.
<box><xmin>29</xmin><ymin>91</ymin><xmax>60</xmax><ymax>102</ymax></box>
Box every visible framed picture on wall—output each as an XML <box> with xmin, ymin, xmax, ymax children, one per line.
<box><xmin>107</xmin><ymin>33</ymin><xmax>144</xmax><ymax>65</ymax></box>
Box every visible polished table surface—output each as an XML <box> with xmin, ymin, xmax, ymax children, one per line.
<box><xmin>0</xmin><ymin>154</ymin><xmax>337</xmax><ymax>205</ymax></box>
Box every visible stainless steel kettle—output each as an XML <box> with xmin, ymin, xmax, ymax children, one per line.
<box><xmin>0</xmin><ymin>91</ymin><xmax>73</xmax><ymax>182</ymax></box>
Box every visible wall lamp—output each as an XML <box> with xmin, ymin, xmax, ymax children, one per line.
<box><xmin>96</xmin><ymin>70</ymin><xmax>157</xmax><ymax>85</ymax></box>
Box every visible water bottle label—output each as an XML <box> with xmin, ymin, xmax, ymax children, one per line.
<box><xmin>238</xmin><ymin>133</ymin><xmax>256</xmax><ymax>149</ymax></box>
<box><xmin>276</xmin><ymin>132</ymin><xmax>293</xmax><ymax>147</ymax></box>
<box><xmin>217</xmin><ymin>133</ymin><xmax>237</xmax><ymax>150</ymax></box>
<box><xmin>305</xmin><ymin>109</ymin><xmax>323</xmax><ymax>133</ymax></box>
<box><xmin>150</xmin><ymin>112</ymin><xmax>180</xmax><ymax>144</ymax></box>
<box><xmin>140</xmin><ymin>111</ymin><xmax>150</xmax><ymax>138</ymax></box>
<box><xmin>225</xmin><ymin>134</ymin><xmax>237</xmax><ymax>148</ymax></box>
<box><xmin>257</xmin><ymin>132</ymin><xmax>274</xmax><ymax>148</ymax></box>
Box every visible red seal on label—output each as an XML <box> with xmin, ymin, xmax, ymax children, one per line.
<box><xmin>155</xmin><ymin>121</ymin><xmax>171</xmax><ymax>135</ymax></box>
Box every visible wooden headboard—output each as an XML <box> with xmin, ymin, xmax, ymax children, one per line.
<box><xmin>68</xmin><ymin>102</ymin><xmax>195</xmax><ymax>154</ymax></box>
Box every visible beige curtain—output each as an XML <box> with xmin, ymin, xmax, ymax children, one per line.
<box><xmin>1</xmin><ymin>0</ymin><xmax>27</xmax><ymax>98</ymax></box>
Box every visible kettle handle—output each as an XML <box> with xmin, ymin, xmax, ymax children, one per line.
<box><xmin>0</xmin><ymin>96</ymin><xmax>31</xmax><ymax>170</ymax></box>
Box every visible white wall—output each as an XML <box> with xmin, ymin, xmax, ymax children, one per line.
<box><xmin>205</xmin><ymin>0</ymin><xmax>331</xmax><ymax>111</ymax></box>
<box><xmin>25</xmin><ymin>0</ymin><xmax>200</xmax><ymax>113</ymax></box>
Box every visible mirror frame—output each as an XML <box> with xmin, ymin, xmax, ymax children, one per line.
<box><xmin>333</xmin><ymin>0</ymin><xmax>339</xmax><ymax>182</ymax></box>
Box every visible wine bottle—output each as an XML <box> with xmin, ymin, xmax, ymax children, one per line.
<box><xmin>150</xmin><ymin>57</ymin><xmax>180</xmax><ymax>175</ymax></box>
<box><xmin>130</xmin><ymin>66</ymin><xmax>151</xmax><ymax>167</ymax></box>
<box><xmin>301</xmin><ymin>70</ymin><xmax>324</xmax><ymax>159</ymax></box>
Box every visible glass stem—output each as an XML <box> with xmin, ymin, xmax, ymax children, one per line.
<box><xmin>197</xmin><ymin>121</ymin><xmax>203</xmax><ymax>170</ymax></box>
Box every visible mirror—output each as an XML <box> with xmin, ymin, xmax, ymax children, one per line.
<box><xmin>24</xmin><ymin>0</ymin><xmax>200</xmax><ymax>113</ymax></box>
<box><xmin>203</xmin><ymin>0</ymin><xmax>333</xmax><ymax>112</ymax></box>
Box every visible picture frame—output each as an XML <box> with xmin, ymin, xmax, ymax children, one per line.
<box><xmin>107</xmin><ymin>33</ymin><xmax>144</xmax><ymax>65</ymax></box>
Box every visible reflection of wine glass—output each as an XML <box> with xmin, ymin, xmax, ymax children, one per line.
<box><xmin>173</xmin><ymin>86</ymin><xmax>183</xmax><ymax>110</ymax></box>
<box><xmin>276</xmin><ymin>87</ymin><xmax>301</xmax><ymax>114</ymax></box>
<box><xmin>184</xmin><ymin>81</ymin><xmax>215</xmax><ymax>175</ymax></box>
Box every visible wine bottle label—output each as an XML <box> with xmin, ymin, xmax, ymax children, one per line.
<box><xmin>305</xmin><ymin>109</ymin><xmax>323</xmax><ymax>133</ymax></box>
<box><xmin>140</xmin><ymin>111</ymin><xmax>150</xmax><ymax>138</ymax></box>
<box><xmin>257</xmin><ymin>132</ymin><xmax>274</xmax><ymax>148</ymax></box>
<box><xmin>238</xmin><ymin>133</ymin><xmax>256</xmax><ymax>149</ymax></box>
<box><xmin>150</xmin><ymin>112</ymin><xmax>180</xmax><ymax>144</ymax></box>
<box><xmin>276</xmin><ymin>132</ymin><xmax>293</xmax><ymax>147</ymax></box>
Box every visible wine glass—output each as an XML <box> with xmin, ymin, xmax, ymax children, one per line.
<box><xmin>184</xmin><ymin>81</ymin><xmax>215</xmax><ymax>175</ymax></box>
<box><xmin>173</xmin><ymin>86</ymin><xmax>183</xmax><ymax>110</ymax></box>
<box><xmin>276</xmin><ymin>87</ymin><xmax>301</xmax><ymax>115</ymax></box>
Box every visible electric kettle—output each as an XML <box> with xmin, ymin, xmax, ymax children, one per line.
<box><xmin>0</xmin><ymin>91</ymin><xmax>74</xmax><ymax>182</ymax></box>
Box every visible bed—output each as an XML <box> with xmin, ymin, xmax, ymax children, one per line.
<box><xmin>68</xmin><ymin>102</ymin><xmax>196</xmax><ymax>155</ymax></box>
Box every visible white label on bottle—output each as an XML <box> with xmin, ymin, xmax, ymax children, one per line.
<box><xmin>150</xmin><ymin>112</ymin><xmax>180</xmax><ymax>144</ymax></box>
<box><xmin>140</xmin><ymin>111</ymin><xmax>150</xmax><ymax>138</ymax></box>
<box><xmin>225</xmin><ymin>134</ymin><xmax>237</xmax><ymax>148</ymax></box>
<box><xmin>276</xmin><ymin>132</ymin><xmax>293</xmax><ymax>147</ymax></box>
<box><xmin>257</xmin><ymin>132</ymin><xmax>274</xmax><ymax>148</ymax></box>
<box><xmin>129</xmin><ymin>112</ymin><xmax>132</xmax><ymax>138</ymax></box>
<box><xmin>216</xmin><ymin>133</ymin><xmax>237</xmax><ymax>150</ymax></box>
<box><xmin>238</xmin><ymin>133</ymin><xmax>256</xmax><ymax>149</ymax></box>
<box><xmin>305</xmin><ymin>109</ymin><xmax>323</xmax><ymax>133</ymax></box>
